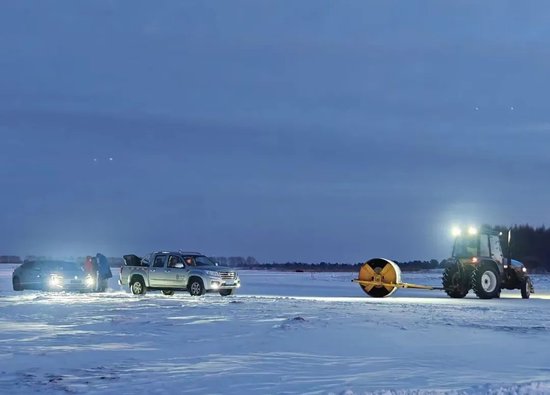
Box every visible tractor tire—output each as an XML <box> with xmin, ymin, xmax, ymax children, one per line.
<box><xmin>442</xmin><ymin>264</ymin><xmax>470</xmax><ymax>298</ymax></box>
<box><xmin>520</xmin><ymin>279</ymin><xmax>531</xmax><ymax>299</ymax></box>
<box><xmin>471</xmin><ymin>262</ymin><xmax>501</xmax><ymax>299</ymax></box>
<box><xmin>162</xmin><ymin>290</ymin><xmax>174</xmax><ymax>296</ymax></box>
<box><xmin>130</xmin><ymin>278</ymin><xmax>146</xmax><ymax>295</ymax></box>
<box><xmin>188</xmin><ymin>278</ymin><xmax>205</xmax><ymax>296</ymax></box>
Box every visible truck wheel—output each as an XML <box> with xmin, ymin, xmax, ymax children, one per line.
<box><xmin>520</xmin><ymin>279</ymin><xmax>531</xmax><ymax>299</ymax></box>
<box><xmin>162</xmin><ymin>290</ymin><xmax>174</xmax><ymax>296</ymax></box>
<box><xmin>130</xmin><ymin>278</ymin><xmax>146</xmax><ymax>295</ymax></box>
<box><xmin>12</xmin><ymin>277</ymin><xmax>23</xmax><ymax>291</ymax></box>
<box><xmin>219</xmin><ymin>289</ymin><xmax>233</xmax><ymax>296</ymax></box>
<box><xmin>188</xmin><ymin>278</ymin><xmax>205</xmax><ymax>296</ymax></box>
<box><xmin>442</xmin><ymin>264</ymin><xmax>469</xmax><ymax>298</ymax></box>
<box><xmin>471</xmin><ymin>263</ymin><xmax>500</xmax><ymax>299</ymax></box>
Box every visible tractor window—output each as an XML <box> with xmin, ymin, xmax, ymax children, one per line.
<box><xmin>453</xmin><ymin>236</ymin><xmax>478</xmax><ymax>258</ymax></box>
<box><xmin>490</xmin><ymin>235</ymin><xmax>504</xmax><ymax>264</ymax></box>
<box><xmin>479</xmin><ymin>234</ymin><xmax>490</xmax><ymax>257</ymax></box>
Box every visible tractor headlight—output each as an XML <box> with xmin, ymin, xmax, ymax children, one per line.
<box><xmin>452</xmin><ymin>227</ymin><xmax>462</xmax><ymax>237</ymax></box>
<box><xmin>468</xmin><ymin>226</ymin><xmax>478</xmax><ymax>235</ymax></box>
<box><xmin>49</xmin><ymin>274</ymin><xmax>63</xmax><ymax>288</ymax></box>
<box><xmin>85</xmin><ymin>275</ymin><xmax>95</xmax><ymax>287</ymax></box>
<box><xmin>522</xmin><ymin>267</ymin><xmax>527</xmax><ymax>273</ymax></box>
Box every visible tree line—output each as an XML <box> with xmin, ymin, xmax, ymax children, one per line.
<box><xmin>493</xmin><ymin>224</ymin><xmax>550</xmax><ymax>272</ymax></box>
<box><xmin>1</xmin><ymin>224</ymin><xmax>548</xmax><ymax>272</ymax></box>
<box><xmin>213</xmin><ymin>256</ymin><xmax>441</xmax><ymax>272</ymax></box>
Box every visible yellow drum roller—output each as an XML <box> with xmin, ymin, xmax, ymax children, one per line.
<box><xmin>352</xmin><ymin>258</ymin><xmax>442</xmax><ymax>297</ymax></box>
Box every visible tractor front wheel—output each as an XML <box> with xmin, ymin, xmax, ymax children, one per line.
<box><xmin>472</xmin><ymin>263</ymin><xmax>501</xmax><ymax>299</ymax></box>
<box><xmin>442</xmin><ymin>264</ymin><xmax>470</xmax><ymax>298</ymax></box>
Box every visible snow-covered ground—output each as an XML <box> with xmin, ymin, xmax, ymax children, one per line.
<box><xmin>1</xmin><ymin>265</ymin><xmax>550</xmax><ymax>394</ymax></box>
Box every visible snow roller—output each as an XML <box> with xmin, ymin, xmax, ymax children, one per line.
<box><xmin>352</xmin><ymin>258</ymin><xmax>443</xmax><ymax>297</ymax></box>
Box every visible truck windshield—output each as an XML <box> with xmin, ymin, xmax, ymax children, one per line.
<box><xmin>194</xmin><ymin>256</ymin><xmax>217</xmax><ymax>266</ymax></box>
<box><xmin>452</xmin><ymin>236</ymin><xmax>478</xmax><ymax>258</ymax></box>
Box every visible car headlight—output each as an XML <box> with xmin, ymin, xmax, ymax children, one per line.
<box><xmin>49</xmin><ymin>274</ymin><xmax>63</xmax><ymax>287</ymax></box>
<box><xmin>85</xmin><ymin>275</ymin><xmax>95</xmax><ymax>287</ymax></box>
<box><xmin>204</xmin><ymin>270</ymin><xmax>220</xmax><ymax>277</ymax></box>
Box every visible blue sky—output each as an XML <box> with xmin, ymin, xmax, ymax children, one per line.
<box><xmin>1</xmin><ymin>1</ymin><xmax>550</xmax><ymax>262</ymax></box>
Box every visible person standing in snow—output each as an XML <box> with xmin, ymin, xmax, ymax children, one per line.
<box><xmin>84</xmin><ymin>256</ymin><xmax>99</xmax><ymax>291</ymax></box>
<box><xmin>95</xmin><ymin>253</ymin><xmax>112</xmax><ymax>292</ymax></box>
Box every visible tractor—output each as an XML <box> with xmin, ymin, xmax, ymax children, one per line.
<box><xmin>353</xmin><ymin>226</ymin><xmax>534</xmax><ymax>299</ymax></box>
<box><xmin>442</xmin><ymin>226</ymin><xmax>534</xmax><ymax>299</ymax></box>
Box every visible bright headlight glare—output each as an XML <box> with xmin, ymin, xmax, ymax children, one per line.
<box><xmin>452</xmin><ymin>227</ymin><xmax>462</xmax><ymax>237</ymax></box>
<box><xmin>85</xmin><ymin>276</ymin><xmax>95</xmax><ymax>287</ymax></box>
<box><xmin>468</xmin><ymin>226</ymin><xmax>478</xmax><ymax>235</ymax></box>
<box><xmin>211</xmin><ymin>281</ymin><xmax>220</xmax><ymax>289</ymax></box>
<box><xmin>522</xmin><ymin>267</ymin><xmax>527</xmax><ymax>273</ymax></box>
<box><xmin>49</xmin><ymin>275</ymin><xmax>63</xmax><ymax>287</ymax></box>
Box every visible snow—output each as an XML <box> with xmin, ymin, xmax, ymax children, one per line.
<box><xmin>1</xmin><ymin>265</ymin><xmax>550</xmax><ymax>394</ymax></box>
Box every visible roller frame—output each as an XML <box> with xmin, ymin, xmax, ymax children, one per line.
<box><xmin>352</xmin><ymin>278</ymin><xmax>444</xmax><ymax>291</ymax></box>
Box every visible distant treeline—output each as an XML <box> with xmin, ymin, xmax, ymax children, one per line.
<box><xmin>493</xmin><ymin>224</ymin><xmax>550</xmax><ymax>272</ymax></box>
<box><xmin>2</xmin><ymin>225</ymin><xmax>549</xmax><ymax>272</ymax></box>
<box><xmin>213</xmin><ymin>256</ymin><xmax>441</xmax><ymax>272</ymax></box>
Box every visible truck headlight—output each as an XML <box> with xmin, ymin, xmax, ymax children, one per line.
<box><xmin>49</xmin><ymin>274</ymin><xmax>63</xmax><ymax>287</ymax></box>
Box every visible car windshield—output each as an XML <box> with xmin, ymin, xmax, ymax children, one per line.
<box><xmin>452</xmin><ymin>236</ymin><xmax>479</xmax><ymax>258</ymax></box>
<box><xmin>43</xmin><ymin>261</ymin><xmax>83</xmax><ymax>272</ymax></box>
<box><xmin>194</xmin><ymin>256</ymin><xmax>217</xmax><ymax>266</ymax></box>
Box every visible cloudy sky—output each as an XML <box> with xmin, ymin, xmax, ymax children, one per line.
<box><xmin>1</xmin><ymin>1</ymin><xmax>550</xmax><ymax>262</ymax></box>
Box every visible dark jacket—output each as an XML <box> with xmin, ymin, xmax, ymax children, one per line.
<box><xmin>96</xmin><ymin>253</ymin><xmax>113</xmax><ymax>279</ymax></box>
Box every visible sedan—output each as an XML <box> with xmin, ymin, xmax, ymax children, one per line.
<box><xmin>12</xmin><ymin>260</ymin><xmax>96</xmax><ymax>292</ymax></box>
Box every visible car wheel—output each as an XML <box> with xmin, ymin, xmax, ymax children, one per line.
<box><xmin>471</xmin><ymin>263</ymin><xmax>501</xmax><ymax>299</ymax></box>
<box><xmin>162</xmin><ymin>290</ymin><xmax>174</xmax><ymax>296</ymax></box>
<box><xmin>188</xmin><ymin>278</ymin><xmax>205</xmax><ymax>296</ymax></box>
<box><xmin>130</xmin><ymin>278</ymin><xmax>146</xmax><ymax>295</ymax></box>
<box><xmin>521</xmin><ymin>278</ymin><xmax>531</xmax><ymax>299</ymax></box>
<box><xmin>12</xmin><ymin>277</ymin><xmax>23</xmax><ymax>291</ymax></box>
<box><xmin>219</xmin><ymin>289</ymin><xmax>233</xmax><ymax>296</ymax></box>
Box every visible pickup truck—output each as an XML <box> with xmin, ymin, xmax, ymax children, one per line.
<box><xmin>119</xmin><ymin>251</ymin><xmax>241</xmax><ymax>296</ymax></box>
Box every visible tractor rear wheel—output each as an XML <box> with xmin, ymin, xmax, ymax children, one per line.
<box><xmin>471</xmin><ymin>262</ymin><xmax>501</xmax><ymax>299</ymax></box>
<box><xmin>442</xmin><ymin>264</ymin><xmax>470</xmax><ymax>298</ymax></box>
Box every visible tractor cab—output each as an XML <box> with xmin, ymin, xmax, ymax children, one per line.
<box><xmin>451</xmin><ymin>227</ymin><xmax>504</xmax><ymax>265</ymax></box>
